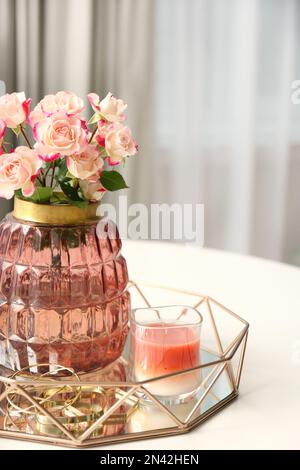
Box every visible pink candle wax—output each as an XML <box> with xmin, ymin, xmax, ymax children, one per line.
<box><xmin>133</xmin><ymin>323</ymin><xmax>201</xmax><ymax>397</ymax></box>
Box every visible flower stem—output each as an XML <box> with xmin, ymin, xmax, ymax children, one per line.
<box><xmin>43</xmin><ymin>162</ymin><xmax>53</xmax><ymax>181</ymax></box>
<box><xmin>89</xmin><ymin>125</ymin><xmax>98</xmax><ymax>144</ymax></box>
<box><xmin>50</xmin><ymin>164</ymin><xmax>56</xmax><ymax>188</ymax></box>
<box><xmin>1</xmin><ymin>143</ymin><xmax>9</xmax><ymax>153</ymax></box>
<box><xmin>37</xmin><ymin>175</ymin><xmax>44</xmax><ymax>186</ymax></box>
<box><xmin>20</xmin><ymin>125</ymin><xmax>32</xmax><ymax>149</ymax></box>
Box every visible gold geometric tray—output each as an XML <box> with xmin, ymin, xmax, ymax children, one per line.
<box><xmin>0</xmin><ymin>281</ymin><xmax>249</xmax><ymax>448</ymax></box>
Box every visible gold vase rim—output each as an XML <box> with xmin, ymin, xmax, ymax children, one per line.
<box><xmin>13</xmin><ymin>196</ymin><xmax>101</xmax><ymax>225</ymax></box>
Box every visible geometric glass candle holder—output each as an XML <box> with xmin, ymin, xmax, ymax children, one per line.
<box><xmin>130</xmin><ymin>305</ymin><xmax>203</xmax><ymax>404</ymax></box>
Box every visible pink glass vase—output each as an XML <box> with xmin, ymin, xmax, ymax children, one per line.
<box><xmin>0</xmin><ymin>198</ymin><xmax>130</xmax><ymax>373</ymax></box>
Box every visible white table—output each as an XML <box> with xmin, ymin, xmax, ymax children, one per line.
<box><xmin>1</xmin><ymin>240</ymin><xmax>300</xmax><ymax>450</ymax></box>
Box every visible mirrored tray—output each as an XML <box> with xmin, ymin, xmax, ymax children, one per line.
<box><xmin>0</xmin><ymin>281</ymin><xmax>249</xmax><ymax>448</ymax></box>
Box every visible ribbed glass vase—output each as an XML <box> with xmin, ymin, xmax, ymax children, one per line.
<box><xmin>0</xmin><ymin>198</ymin><xmax>130</xmax><ymax>373</ymax></box>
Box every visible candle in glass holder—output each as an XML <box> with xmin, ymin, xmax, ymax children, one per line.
<box><xmin>130</xmin><ymin>306</ymin><xmax>202</xmax><ymax>403</ymax></box>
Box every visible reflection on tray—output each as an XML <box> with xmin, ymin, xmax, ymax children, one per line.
<box><xmin>0</xmin><ymin>349</ymin><xmax>233</xmax><ymax>440</ymax></box>
<box><xmin>1</xmin><ymin>361</ymin><xmax>137</xmax><ymax>439</ymax></box>
<box><xmin>128</xmin><ymin>349</ymin><xmax>234</xmax><ymax>434</ymax></box>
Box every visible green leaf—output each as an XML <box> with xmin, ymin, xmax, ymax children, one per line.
<box><xmin>88</xmin><ymin>113</ymin><xmax>102</xmax><ymax>125</ymax></box>
<box><xmin>11</xmin><ymin>126</ymin><xmax>21</xmax><ymax>136</ymax></box>
<box><xmin>60</xmin><ymin>179</ymin><xmax>87</xmax><ymax>205</ymax></box>
<box><xmin>50</xmin><ymin>192</ymin><xmax>69</xmax><ymax>204</ymax></box>
<box><xmin>100</xmin><ymin>170</ymin><xmax>129</xmax><ymax>191</ymax></box>
<box><xmin>15</xmin><ymin>187</ymin><xmax>53</xmax><ymax>203</ymax></box>
<box><xmin>66</xmin><ymin>171</ymin><xmax>78</xmax><ymax>182</ymax></box>
<box><xmin>15</xmin><ymin>189</ymin><xmax>26</xmax><ymax>200</ymax></box>
<box><xmin>49</xmin><ymin>191</ymin><xmax>88</xmax><ymax>207</ymax></box>
<box><xmin>57</xmin><ymin>159</ymin><xmax>68</xmax><ymax>182</ymax></box>
<box><xmin>29</xmin><ymin>186</ymin><xmax>53</xmax><ymax>203</ymax></box>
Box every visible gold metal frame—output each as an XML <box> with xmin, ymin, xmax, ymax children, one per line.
<box><xmin>0</xmin><ymin>281</ymin><xmax>249</xmax><ymax>448</ymax></box>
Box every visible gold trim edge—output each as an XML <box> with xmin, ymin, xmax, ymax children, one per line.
<box><xmin>0</xmin><ymin>392</ymin><xmax>238</xmax><ymax>448</ymax></box>
<box><xmin>13</xmin><ymin>196</ymin><xmax>101</xmax><ymax>225</ymax></box>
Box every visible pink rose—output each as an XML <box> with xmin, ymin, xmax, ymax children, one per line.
<box><xmin>0</xmin><ymin>92</ymin><xmax>31</xmax><ymax>129</ymax></box>
<box><xmin>29</xmin><ymin>91</ymin><xmax>84</xmax><ymax>126</ymax></box>
<box><xmin>28</xmin><ymin>103</ymin><xmax>45</xmax><ymax>127</ymax></box>
<box><xmin>79</xmin><ymin>179</ymin><xmax>105</xmax><ymax>201</ymax></box>
<box><xmin>0</xmin><ymin>121</ymin><xmax>6</xmax><ymax>154</ymax></box>
<box><xmin>66</xmin><ymin>144</ymin><xmax>103</xmax><ymax>180</ymax></box>
<box><xmin>34</xmin><ymin>112</ymin><xmax>88</xmax><ymax>160</ymax></box>
<box><xmin>105</xmin><ymin>123</ymin><xmax>138</xmax><ymax>164</ymax></box>
<box><xmin>0</xmin><ymin>121</ymin><xmax>6</xmax><ymax>138</ymax></box>
<box><xmin>88</xmin><ymin>92</ymin><xmax>127</xmax><ymax>122</ymax></box>
<box><xmin>0</xmin><ymin>146</ymin><xmax>42</xmax><ymax>199</ymax></box>
<box><xmin>87</xmin><ymin>93</ymin><xmax>101</xmax><ymax>113</ymax></box>
<box><xmin>95</xmin><ymin>120</ymin><xmax>114</xmax><ymax>147</ymax></box>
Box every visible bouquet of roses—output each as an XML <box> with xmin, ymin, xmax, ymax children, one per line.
<box><xmin>0</xmin><ymin>91</ymin><xmax>138</xmax><ymax>206</ymax></box>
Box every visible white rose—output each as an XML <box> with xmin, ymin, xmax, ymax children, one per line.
<box><xmin>105</xmin><ymin>123</ymin><xmax>138</xmax><ymax>164</ymax></box>
<box><xmin>79</xmin><ymin>180</ymin><xmax>105</xmax><ymax>201</ymax></box>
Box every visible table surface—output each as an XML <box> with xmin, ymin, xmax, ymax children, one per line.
<box><xmin>1</xmin><ymin>240</ymin><xmax>300</xmax><ymax>450</ymax></box>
